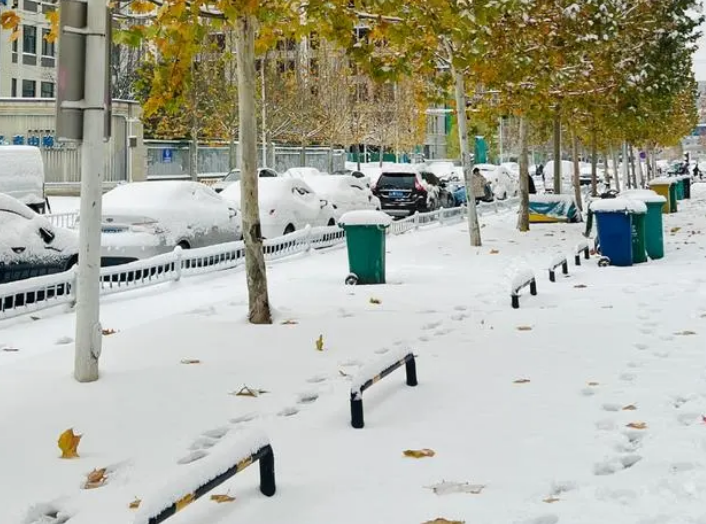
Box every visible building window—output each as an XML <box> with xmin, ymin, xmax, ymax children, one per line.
<box><xmin>40</xmin><ymin>81</ymin><xmax>54</xmax><ymax>98</ymax></box>
<box><xmin>22</xmin><ymin>80</ymin><xmax>36</xmax><ymax>98</ymax></box>
<box><xmin>11</xmin><ymin>79</ymin><xmax>17</xmax><ymax>98</ymax></box>
<box><xmin>41</xmin><ymin>29</ymin><xmax>55</xmax><ymax>57</ymax></box>
<box><xmin>23</xmin><ymin>25</ymin><xmax>37</xmax><ymax>55</ymax></box>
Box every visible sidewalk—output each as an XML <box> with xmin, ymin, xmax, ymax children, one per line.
<box><xmin>3</xmin><ymin>190</ymin><xmax>706</xmax><ymax>524</ymax></box>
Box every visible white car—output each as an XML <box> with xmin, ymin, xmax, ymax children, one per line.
<box><xmin>283</xmin><ymin>167</ymin><xmax>324</xmax><ymax>178</ymax></box>
<box><xmin>0</xmin><ymin>193</ymin><xmax>78</xmax><ymax>283</ymax></box>
<box><xmin>220</xmin><ymin>177</ymin><xmax>337</xmax><ymax>238</ymax></box>
<box><xmin>211</xmin><ymin>167</ymin><xmax>279</xmax><ymax>194</ymax></box>
<box><xmin>99</xmin><ymin>181</ymin><xmax>242</xmax><ymax>264</ymax></box>
<box><xmin>475</xmin><ymin>163</ymin><xmax>519</xmax><ymax>200</ymax></box>
<box><xmin>302</xmin><ymin>175</ymin><xmax>381</xmax><ymax>219</ymax></box>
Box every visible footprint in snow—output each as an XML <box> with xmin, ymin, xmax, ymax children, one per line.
<box><xmin>580</xmin><ymin>387</ymin><xmax>598</xmax><ymax>397</ymax></box>
<box><xmin>652</xmin><ymin>350</ymin><xmax>671</xmax><ymax>358</ymax></box>
<box><xmin>517</xmin><ymin>515</ymin><xmax>559</xmax><ymax>524</ymax></box>
<box><xmin>596</xmin><ymin>419</ymin><xmax>617</xmax><ymax>431</ymax></box>
<box><xmin>593</xmin><ymin>455</ymin><xmax>642</xmax><ymax>476</ymax></box>
<box><xmin>602</xmin><ymin>403</ymin><xmax>623</xmax><ymax>412</ymax></box>
<box><xmin>297</xmin><ymin>392</ymin><xmax>319</xmax><ymax>405</ymax></box>
<box><xmin>626</xmin><ymin>361</ymin><xmax>643</xmax><ymax>369</ymax></box>
<box><xmin>453</xmin><ymin>305</ymin><xmax>468</xmax><ymax>311</ymax></box>
<box><xmin>659</xmin><ymin>334</ymin><xmax>675</xmax><ymax>341</ymax></box>
<box><xmin>374</xmin><ymin>347</ymin><xmax>390</xmax><ymax>355</ymax></box>
<box><xmin>620</xmin><ymin>372</ymin><xmax>636</xmax><ymax>382</ymax></box>
<box><xmin>670</xmin><ymin>462</ymin><xmax>699</xmax><ymax>474</ymax></box>
<box><xmin>55</xmin><ymin>336</ymin><xmax>73</xmax><ymax>345</ymax></box>
<box><xmin>338</xmin><ymin>309</ymin><xmax>354</xmax><ymax>318</ymax></box>
<box><xmin>230</xmin><ymin>413</ymin><xmax>258</xmax><ymax>425</ymax></box>
<box><xmin>433</xmin><ymin>327</ymin><xmax>454</xmax><ymax>336</ymax></box>
<box><xmin>278</xmin><ymin>406</ymin><xmax>299</xmax><ymax>417</ymax></box>
<box><xmin>640</xmin><ymin>327</ymin><xmax>655</xmax><ymax>335</ymax></box>
<box><xmin>419</xmin><ymin>335</ymin><xmax>430</xmax><ymax>342</ymax></box>
<box><xmin>22</xmin><ymin>502</ymin><xmax>71</xmax><ymax>524</ymax></box>
<box><xmin>676</xmin><ymin>412</ymin><xmax>702</xmax><ymax>426</ymax></box>
<box><xmin>202</xmin><ymin>426</ymin><xmax>229</xmax><ymax>439</ymax></box>
<box><xmin>594</xmin><ymin>487</ymin><xmax>638</xmax><ymax>504</ymax></box>
<box><xmin>189</xmin><ymin>437</ymin><xmax>218</xmax><ymax>451</ymax></box>
<box><xmin>422</xmin><ymin>320</ymin><xmax>443</xmax><ymax>331</ymax></box>
<box><xmin>673</xmin><ymin>395</ymin><xmax>696</xmax><ymax>409</ymax></box>
<box><xmin>306</xmin><ymin>374</ymin><xmax>328</xmax><ymax>384</ymax></box>
<box><xmin>634</xmin><ymin>342</ymin><xmax>650</xmax><ymax>351</ymax></box>
<box><xmin>339</xmin><ymin>359</ymin><xmax>362</xmax><ymax>368</ymax></box>
<box><xmin>177</xmin><ymin>450</ymin><xmax>208</xmax><ymax>465</ymax></box>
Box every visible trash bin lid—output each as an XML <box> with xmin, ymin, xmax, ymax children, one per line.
<box><xmin>589</xmin><ymin>197</ymin><xmax>647</xmax><ymax>214</ymax></box>
<box><xmin>621</xmin><ymin>189</ymin><xmax>667</xmax><ymax>204</ymax></box>
<box><xmin>339</xmin><ymin>210</ymin><xmax>393</xmax><ymax>227</ymax></box>
<box><xmin>648</xmin><ymin>176</ymin><xmax>677</xmax><ymax>186</ymax></box>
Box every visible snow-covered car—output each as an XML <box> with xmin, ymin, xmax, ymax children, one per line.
<box><xmin>220</xmin><ymin>177</ymin><xmax>337</xmax><ymax>238</ymax></box>
<box><xmin>475</xmin><ymin>163</ymin><xmax>518</xmax><ymax>200</ymax></box>
<box><xmin>212</xmin><ymin>168</ymin><xmax>278</xmax><ymax>193</ymax></box>
<box><xmin>0</xmin><ymin>193</ymin><xmax>78</xmax><ymax>284</ymax></box>
<box><xmin>99</xmin><ymin>181</ymin><xmax>242</xmax><ymax>265</ymax></box>
<box><xmin>283</xmin><ymin>167</ymin><xmax>325</xmax><ymax>178</ymax></box>
<box><xmin>425</xmin><ymin>160</ymin><xmax>461</xmax><ymax>181</ymax></box>
<box><xmin>303</xmin><ymin>175</ymin><xmax>381</xmax><ymax>219</ymax></box>
<box><xmin>501</xmin><ymin>162</ymin><xmax>520</xmax><ymax>175</ymax></box>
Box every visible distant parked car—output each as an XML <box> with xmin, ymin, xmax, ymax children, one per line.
<box><xmin>333</xmin><ymin>168</ymin><xmax>366</xmax><ymax>179</ymax></box>
<box><xmin>99</xmin><ymin>181</ymin><xmax>242</xmax><ymax>265</ymax></box>
<box><xmin>212</xmin><ymin>168</ymin><xmax>278</xmax><ymax>193</ymax></box>
<box><xmin>283</xmin><ymin>167</ymin><xmax>324</xmax><ymax>178</ymax></box>
<box><xmin>0</xmin><ymin>193</ymin><xmax>78</xmax><ymax>284</ymax></box>
<box><xmin>0</xmin><ymin>146</ymin><xmax>49</xmax><ymax>214</ymax></box>
<box><xmin>478</xmin><ymin>164</ymin><xmax>519</xmax><ymax>200</ymax></box>
<box><xmin>303</xmin><ymin>175</ymin><xmax>381</xmax><ymax>219</ymax></box>
<box><xmin>220</xmin><ymin>177</ymin><xmax>337</xmax><ymax>238</ymax></box>
<box><xmin>372</xmin><ymin>166</ymin><xmax>453</xmax><ymax>217</ymax></box>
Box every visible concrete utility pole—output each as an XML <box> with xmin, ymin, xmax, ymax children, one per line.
<box><xmin>57</xmin><ymin>0</ymin><xmax>111</xmax><ymax>382</ymax></box>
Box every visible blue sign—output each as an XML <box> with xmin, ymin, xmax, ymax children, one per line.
<box><xmin>161</xmin><ymin>149</ymin><xmax>174</xmax><ymax>163</ymax></box>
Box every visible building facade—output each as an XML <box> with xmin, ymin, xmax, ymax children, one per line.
<box><xmin>0</xmin><ymin>0</ymin><xmax>58</xmax><ymax>98</ymax></box>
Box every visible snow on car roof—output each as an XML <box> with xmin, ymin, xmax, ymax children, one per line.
<box><xmin>284</xmin><ymin>167</ymin><xmax>322</xmax><ymax>178</ymax></box>
<box><xmin>103</xmin><ymin>181</ymin><xmax>209</xmax><ymax>209</ymax></box>
<box><xmin>220</xmin><ymin>177</ymin><xmax>318</xmax><ymax>205</ymax></box>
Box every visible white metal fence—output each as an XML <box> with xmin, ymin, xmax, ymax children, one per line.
<box><xmin>2</xmin><ymin>199</ymin><xmax>518</xmax><ymax>322</ymax></box>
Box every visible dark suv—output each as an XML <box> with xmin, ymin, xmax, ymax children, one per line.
<box><xmin>373</xmin><ymin>169</ymin><xmax>452</xmax><ymax>217</ymax></box>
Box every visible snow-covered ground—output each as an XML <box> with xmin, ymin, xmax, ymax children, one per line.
<box><xmin>4</xmin><ymin>186</ymin><xmax>706</xmax><ymax>524</ymax></box>
<box><xmin>48</xmin><ymin>196</ymin><xmax>80</xmax><ymax>214</ymax></box>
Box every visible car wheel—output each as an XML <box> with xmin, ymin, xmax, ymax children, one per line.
<box><xmin>177</xmin><ymin>241</ymin><xmax>190</xmax><ymax>250</ymax></box>
<box><xmin>65</xmin><ymin>255</ymin><xmax>78</xmax><ymax>272</ymax></box>
<box><xmin>327</xmin><ymin>218</ymin><xmax>336</xmax><ymax>226</ymax></box>
<box><xmin>283</xmin><ymin>224</ymin><xmax>296</xmax><ymax>235</ymax></box>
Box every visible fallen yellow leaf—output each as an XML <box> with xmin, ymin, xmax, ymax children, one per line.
<box><xmin>210</xmin><ymin>494</ymin><xmax>236</xmax><ymax>503</ymax></box>
<box><xmin>230</xmin><ymin>386</ymin><xmax>268</xmax><ymax>397</ymax></box>
<box><xmin>516</xmin><ymin>326</ymin><xmax>533</xmax><ymax>331</ymax></box>
<box><xmin>84</xmin><ymin>468</ymin><xmax>107</xmax><ymax>489</ymax></box>
<box><xmin>543</xmin><ymin>496</ymin><xmax>560</xmax><ymax>503</ymax></box>
<box><xmin>622</xmin><ymin>404</ymin><xmax>638</xmax><ymax>411</ymax></box>
<box><xmin>128</xmin><ymin>498</ymin><xmax>141</xmax><ymax>509</ymax></box>
<box><xmin>180</xmin><ymin>359</ymin><xmax>201</xmax><ymax>365</ymax></box>
<box><xmin>315</xmin><ymin>335</ymin><xmax>324</xmax><ymax>351</ymax></box>
<box><xmin>58</xmin><ymin>428</ymin><xmax>81</xmax><ymax>459</ymax></box>
<box><xmin>102</xmin><ymin>328</ymin><xmax>117</xmax><ymax>336</ymax></box>
<box><xmin>626</xmin><ymin>422</ymin><xmax>647</xmax><ymax>430</ymax></box>
<box><xmin>422</xmin><ymin>520</ymin><xmax>464</xmax><ymax>524</ymax></box>
<box><xmin>670</xmin><ymin>227</ymin><xmax>681</xmax><ymax>233</ymax></box>
<box><xmin>369</xmin><ymin>297</ymin><xmax>381</xmax><ymax>304</ymax></box>
<box><xmin>403</xmin><ymin>448</ymin><xmax>436</xmax><ymax>458</ymax></box>
<box><xmin>489</xmin><ymin>249</ymin><xmax>500</xmax><ymax>254</ymax></box>
<box><xmin>281</xmin><ymin>319</ymin><xmax>298</xmax><ymax>325</ymax></box>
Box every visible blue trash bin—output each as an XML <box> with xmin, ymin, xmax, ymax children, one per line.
<box><xmin>589</xmin><ymin>198</ymin><xmax>647</xmax><ymax>267</ymax></box>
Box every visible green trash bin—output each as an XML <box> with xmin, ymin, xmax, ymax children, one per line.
<box><xmin>675</xmin><ymin>177</ymin><xmax>685</xmax><ymax>200</ymax></box>
<box><xmin>628</xmin><ymin>201</ymin><xmax>648</xmax><ymax>264</ymax></box>
<box><xmin>683</xmin><ymin>176</ymin><xmax>692</xmax><ymax>199</ymax></box>
<box><xmin>338</xmin><ymin>210</ymin><xmax>392</xmax><ymax>285</ymax></box>
<box><xmin>648</xmin><ymin>178</ymin><xmax>677</xmax><ymax>213</ymax></box>
<box><xmin>623</xmin><ymin>190</ymin><xmax>667</xmax><ymax>260</ymax></box>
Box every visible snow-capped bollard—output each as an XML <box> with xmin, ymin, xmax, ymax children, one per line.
<box><xmin>510</xmin><ymin>268</ymin><xmax>537</xmax><ymax>309</ymax></box>
<box><xmin>133</xmin><ymin>430</ymin><xmax>275</xmax><ymax>524</ymax></box>
<box><xmin>574</xmin><ymin>240</ymin><xmax>590</xmax><ymax>266</ymax></box>
<box><xmin>173</xmin><ymin>246</ymin><xmax>183</xmax><ymax>282</ymax></box>
<box><xmin>548</xmin><ymin>254</ymin><xmax>569</xmax><ymax>283</ymax></box>
<box><xmin>350</xmin><ymin>348</ymin><xmax>418</xmax><ymax>429</ymax></box>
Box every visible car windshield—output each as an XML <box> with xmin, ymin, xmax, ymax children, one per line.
<box><xmin>377</xmin><ymin>173</ymin><xmax>416</xmax><ymax>189</ymax></box>
<box><xmin>224</xmin><ymin>170</ymin><xmax>241</xmax><ymax>182</ymax></box>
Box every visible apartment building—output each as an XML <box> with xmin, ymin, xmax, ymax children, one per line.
<box><xmin>0</xmin><ymin>0</ymin><xmax>58</xmax><ymax>98</ymax></box>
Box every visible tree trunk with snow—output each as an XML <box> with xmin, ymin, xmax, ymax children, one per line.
<box><xmin>236</xmin><ymin>14</ymin><xmax>272</xmax><ymax>325</ymax></box>
<box><xmin>629</xmin><ymin>144</ymin><xmax>637</xmax><ymax>188</ymax></box>
<box><xmin>452</xmin><ymin>68</ymin><xmax>481</xmax><ymax>247</ymax></box>
<box><xmin>517</xmin><ymin>116</ymin><xmax>530</xmax><ymax>232</ymax></box>
<box><xmin>188</xmin><ymin>131</ymin><xmax>198</xmax><ymax>181</ymax></box>
<box><xmin>590</xmin><ymin>126</ymin><xmax>598</xmax><ymax>198</ymax></box>
<box><xmin>611</xmin><ymin>147</ymin><xmax>621</xmax><ymax>193</ymax></box>
<box><xmin>553</xmin><ymin>105</ymin><xmax>562</xmax><ymax>194</ymax></box>
<box><xmin>637</xmin><ymin>150</ymin><xmax>645</xmax><ymax>188</ymax></box>
<box><xmin>572</xmin><ymin>132</ymin><xmax>583</xmax><ymax>211</ymax></box>
<box><xmin>622</xmin><ymin>142</ymin><xmax>630</xmax><ymax>189</ymax></box>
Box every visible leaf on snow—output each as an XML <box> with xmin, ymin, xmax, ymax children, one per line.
<box><xmin>83</xmin><ymin>468</ymin><xmax>108</xmax><ymax>489</ymax></box>
<box><xmin>574</xmin><ymin>284</ymin><xmax>588</xmax><ymax>288</ymax></box>
<box><xmin>230</xmin><ymin>386</ymin><xmax>268</xmax><ymax>397</ymax></box>
<box><xmin>587</xmin><ymin>382</ymin><xmax>599</xmax><ymax>386</ymax></box>
<box><xmin>422</xmin><ymin>519</ymin><xmax>465</xmax><ymax>524</ymax></box>
<box><xmin>403</xmin><ymin>448</ymin><xmax>436</xmax><ymax>458</ymax></box>
<box><xmin>129</xmin><ymin>498</ymin><xmax>141</xmax><ymax>509</ymax></box>
<box><xmin>102</xmin><ymin>328</ymin><xmax>117</xmax><ymax>336</ymax></box>
<box><xmin>315</xmin><ymin>335</ymin><xmax>324</xmax><ymax>351</ymax></box>
<box><xmin>281</xmin><ymin>319</ymin><xmax>298</xmax><ymax>325</ymax></box>
<box><xmin>369</xmin><ymin>297</ymin><xmax>382</xmax><ymax>304</ymax></box>
<box><xmin>670</xmin><ymin>227</ymin><xmax>681</xmax><ymax>233</ymax></box>
<box><xmin>338</xmin><ymin>369</ymin><xmax>351</xmax><ymax>378</ymax></box>
<box><xmin>210</xmin><ymin>494</ymin><xmax>236</xmax><ymax>503</ymax></box>
<box><xmin>513</xmin><ymin>379</ymin><xmax>531</xmax><ymax>384</ymax></box>
<box><xmin>543</xmin><ymin>496</ymin><xmax>560</xmax><ymax>503</ymax></box>
<box><xmin>626</xmin><ymin>422</ymin><xmax>647</xmax><ymax>430</ymax></box>
<box><xmin>489</xmin><ymin>249</ymin><xmax>500</xmax><ymax>254</ymax></box>
<box><xmin>622</xmin><ymin>404</ymin><xmax>638</xmax><ymax>411</ymax></box>
<box><xmin>1</xmin><ymin>346</ymin><xmax>19</xmax><ymax>352</ymax></box>
<box><xmin>675</xmin><ymin>330</ymin><xmax>697</xmax><ymax>336</ymax></box>
<box><xmin>58</xmin><ymin>428</ymin><xmax>82</xmax><ymax>459</ymax></box>
<box><xmin>516</xmin><ymin>326</ymin><xmax>533</xmax><ymax>331</ymax></box>
<box><xmin>180</xmin><ymin>359</ymin><xmax>201</xmax><ymax>365</ymax></box>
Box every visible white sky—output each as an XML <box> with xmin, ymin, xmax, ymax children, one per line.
<box><xmin>694</xmin><ymin>31</ymin><xmax>706</xmax><ymax>80</ymax></box>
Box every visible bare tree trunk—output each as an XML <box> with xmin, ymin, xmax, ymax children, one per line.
<box><xmin>517</xmin><ymin>116</ymin><xmax>530</xmax><ymax>232</ymax></box>
<box><xmin>354</xmin><ymin>143</ymin><xmax>361</xmax><ymax>171</ymax></box>
<box><xmin>637</xmin><ymin>149</ymin><xmax>645</xmax><ymax>188</ymax></box>
<box><xmin>236</xmin><ymin>14</ymin><xmax>272</xmax><ymax>325</ymax></box>
<box><xmin>572</xmin><ymin>131</ymin><xmax>583</xmax><ymax>211</ymax></box>
<box><xmin>603</xmin><ymin>153</ymin><xmax>610</xmax><ymax>185</ymax></box>
<box><xmin>622</xmin><ymin>142</ymin><xmax>630</xmax><ymax>189</ymax></box>
<box><xmin>629</xmin><ymin>144</ymin><xmax>637</xmax><ymax>188</ymax></box>
<box><xmin>590</xmin><ymin>126</ymin><xmax>598</xmax><ymax>197</ymax></box>
<box><xmin>553</xmin><ymin>105</ymin><xmax>562</xmax><ymax>194</ymax></box>
<box><xmin>188</xmin><ymin>131</ymin><xmax>198</xmax><ymax>181</ymax></box>
<box><xmin>452</xmin><ymin>67</ymin><xmax>481</xmax><ymax>246</ymax></box>
<box><xmin>611</xmin><ymin>147</ymin><xmax>621</xmax><ymax>193</ymax></box>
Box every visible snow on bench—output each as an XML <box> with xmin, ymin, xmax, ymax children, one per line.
<box><xmin>547</xmin><ymin>253</ymin><xmax>569</xmax><ymax>283</ymax></box>
<box><xmin>574</xmin><ymin>240</ymin><xmax>591</xmax><ymax>266</ymax></box>
<box><xmin>134</xmin><ymin>430</ymin><xmax>275</xmax><ymax>524</ymax></box>
<box><xmin>350</xmin><ymin>347</ymin><xmax>418</xmax><ymax>429</ymax></box>
<box><xmin>510</xmin><ymin>268</ymin><xmax>537</xmax><ymax>309</ymax></box>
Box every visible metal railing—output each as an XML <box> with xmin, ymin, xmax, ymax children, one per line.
<box><xmin>3</xmin><ymin>200</ymin><xmax>518</xmax><ymax>322</ymax></box>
